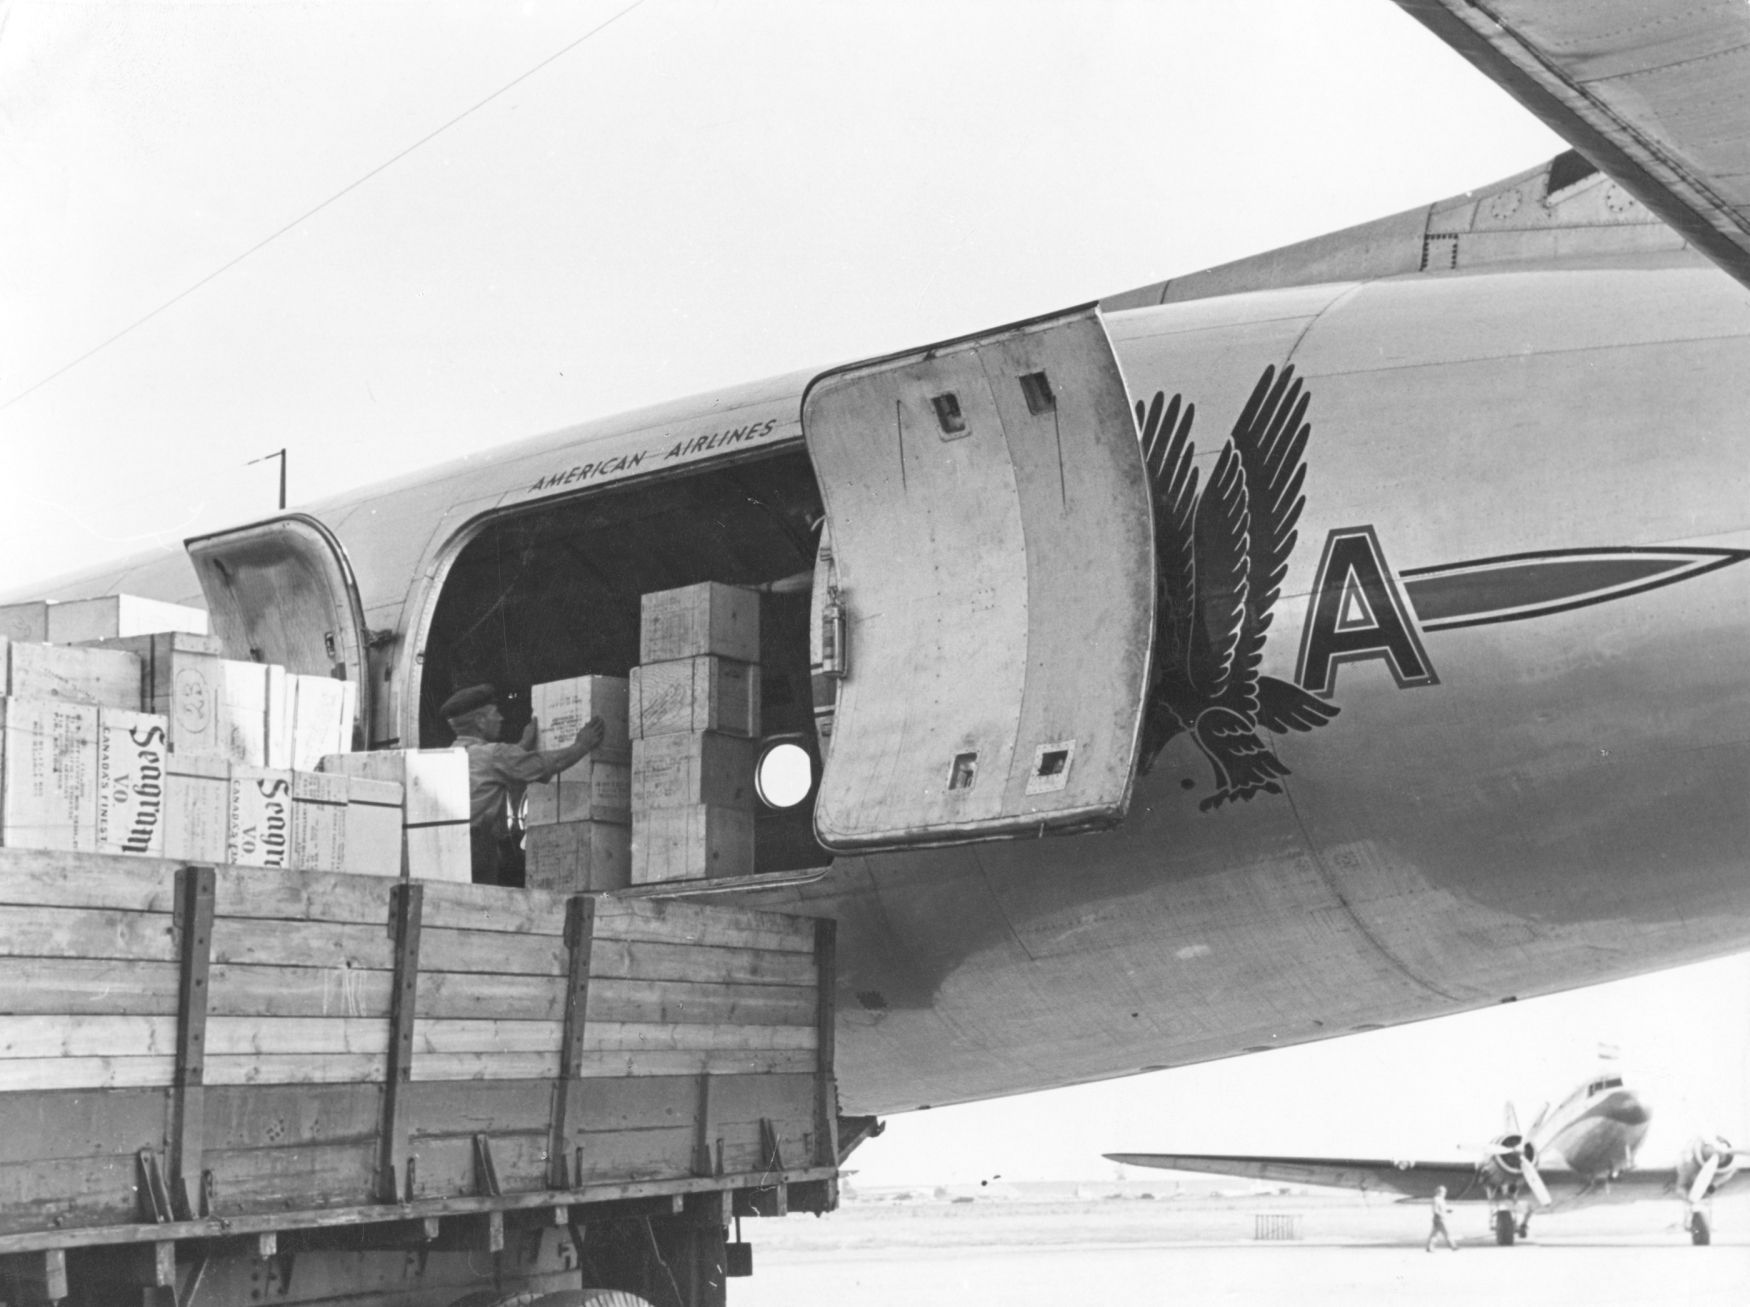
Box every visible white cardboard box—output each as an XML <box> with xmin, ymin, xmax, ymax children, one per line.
<box><xmin>97</xmin><ymin>709</ymin><xmax>170</xmax><ymax>857</ymax></box>
<box><xmin>47</xmin><ymin>596</ymin><xmax>209</xmax><ymax>645</ymax></box>
<box><xmin>343</xmin><ymin>777</ymin><xmax>404</xmax><ymax>878</ymax></box>
<box><xmin>228</xmin><ymin>766</ymin><xmax>295</xmax><ymax>869</ymax></box>
<box><xmin>290</xmin><ymin>675</ymin><xmax>358</xmax><ymax>771</ymax></box>
<box><xmin>291</xmin><ymin>770</ymin><xmax>349</xmax><ymax>872</ymax></box>
<box><xmin>221</xmin><ymin>661</ymin><xmax>292</xmax><ymax>768</ymax></box>
<box><xmin>639</xmin><ymin>582</ymin><xmax>761</xmax><ymax>664</ymax></box>
<box><xmin>6</xmin><ymin>640</ymin><xmax>142</xmax><ymax>711</ymax></box>
<box><xmin>320</xmin><ymin>749</ymin><xmax>470</xmax><ymax>882</ymax></box>
<box><xmin>164</xmin><ymin>754</ymin><xmax>229</xmax><ymax>863</ymax></box>
<box><xmin>0</xmin><ymin>697</ymin><xmax>99</xmax><ymax>851</ymax></box>
<box><xmin>628</xmin><ymin>656</ymin><xmax>759</xmax><ymax>739</ymax></box>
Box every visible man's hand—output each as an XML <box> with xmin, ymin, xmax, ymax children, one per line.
<box><xmin>520</xmin><ymin>717</ymin><xmax>540</xmax><ymax>750</ymax></box>
<box><xmin>574</xmin><ymin>716</ymin><xmax>607</xmax><ymax>754</ymax></box>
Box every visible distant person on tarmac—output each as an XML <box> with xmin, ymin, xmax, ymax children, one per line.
<box><xmin>1425</xmin><ymin>1185</ymin><xmax>1459</xmax><ymax>1252</ymax></box>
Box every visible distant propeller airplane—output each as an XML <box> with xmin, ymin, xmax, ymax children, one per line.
<box><xmin>1108</xmin><ymin>1071</ymin><xmax>1740</xmax><ymax>1245</ymax></box>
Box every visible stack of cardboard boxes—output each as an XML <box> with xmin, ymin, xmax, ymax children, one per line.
<box><xmin>522</xmin><ymin>676</ymin><xmax>633</xmax><ymax>891</ymax></box>
<box><xmin>0</xmin><ymin>594</ymin><xmax>470</xmax><ymax>881</ymax></box>
<box><xmin>628</xmin><ymin>582</ymin><xmax>762</xmax><ymax>884</ymax></box>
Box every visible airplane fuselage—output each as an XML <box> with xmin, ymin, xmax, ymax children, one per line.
<box><xmin>26</xmin><ymin>245</ymin><xmax>1750</xmax><ymax>1120</ymax></box>
<box><xmin>1538</xmin><ymin>1084</ymin><xmax>1651</xmax><ymax>1183</ymax></box>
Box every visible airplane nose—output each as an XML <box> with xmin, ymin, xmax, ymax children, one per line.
<box><xmin>1606</xmin><ymin>1091</ymin><xmax>1650</xmax><ymax>1126</ymax></box>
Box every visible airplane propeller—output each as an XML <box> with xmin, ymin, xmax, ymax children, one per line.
<box><xmin>1682</xmin><ymin>1136</ymin><xmax>1736</xmax><ymax>1205</ymax></box>
<box><xmin>1483</xmin><ymin>1102</ymin><xmax>1552</xmax><ymax>1206</ymax></box>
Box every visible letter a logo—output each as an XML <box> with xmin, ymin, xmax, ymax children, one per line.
<box><xmin>1296</xmin><ymin>526</ymin><xmax>1438</xmax><ymax>697</ymax></box>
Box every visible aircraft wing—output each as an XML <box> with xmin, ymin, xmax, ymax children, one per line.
<box><xmin>1391</xmin><ymin>1</ymin><xmax>1750</xmax><ymax>289</ymax></box>
<box><xmin>1103</xmin><ymin>1152</ymin><xmax>1482</xmax><ymax>1200</ymax></box>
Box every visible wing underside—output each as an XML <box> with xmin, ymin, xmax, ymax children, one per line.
<box><xmin>1106</xmin><ymin>1152</ymin><xmax>1686</xmax><ymax>1209</ymax></box>
<box><xmin>1392</xmin><ymin>1</ymin><xmax>1750</xmax><ymax>289</ymax></box>
<box><xmin>1104</xmin><ymin>1152</ymin><xmax>1481</xmax><ymax>1199</ymax></box>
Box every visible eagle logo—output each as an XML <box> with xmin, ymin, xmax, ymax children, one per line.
<box><xmin>1137</xmin><ymin>363</ymin><xmax>1339</xmax><ymax>809</ymax></box>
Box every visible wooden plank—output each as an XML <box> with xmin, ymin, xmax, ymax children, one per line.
<box><xmin>571</xmin><ymin>1125</ymin><xmax>696</xmax><ymax>1186</ymax></box>
<box><xmin>404</xmin><ymin>1080</ymin><xmax>552</xmax><ymax>1139</ymax></box>
<box><xmin>596</xmin><ymin>898</ymin><xmax>818</xmax><ymax>954</ymax></box>
<box><xmin>418</xmin><ymin>971</ymin><xmax>564</xmax><ymax>1022</ymax></box>
<box><xmin>206</xmin><ymin>1017</ymin><xmax>391</xmax><ymax>1056</ymax></box>
<box><xmin>0</xmin><ymin>904</ymin><xmax>176</xmax><ymax>962</ymax></box>
<box><xmin>418</xmin><ymin>881</ymin><xmax>570</xmax><ymax>937</ymax></box>
<box><xmin>212</xmin><ymin>864</ymin><xmax>394</xmax><ymax>927</ymax></box>
<box><xmin>203</xmin><ymin>1140</ymin><xmax>377</xmax><ymax>1215</ymax></box>
<box><xmin>702</xmin><ymin>1074</ymin><xmax>816</xmax><ymax>1136</ymax></box>
<box><xmin>412</xmin><ymin>1020</ymin><xmax>562</xmax><ymax>1055</ymax></box>
<box><xmin>202</xmin><ymin>1083</ymin><xmax>382</xmax><ymax>1151</ymax></box>
<box><xmin>402</xmin><ymin>1075</ymin><xmax>810</xmax><ymax>1146</ymax></box>
<box><xmin>588</xmin><ymin>940</ymin><xmax>816</xmax><ymax>988</ymax></box>
<box><xmin>204</xmin><ymin>1053</ymin><xmax>388</xmax><ymax>1086</ymax></box>
<box><xmin>0</xmin><ymin>1154</ymin><xmax>138</xmax><ymax>1234</ymax></box>
<box><xmin>587</xmin><ymin>978</ymin><xmax>819</xmax><ymax>1028</ymax></box>
<box><xmin>0</xmin><ymin>1088</ymin><xmax>165</xmax><ymax>1165</ymax></box>
<box><xmin>406</xmin><ymin>1131</ymin><xmax>550</xmax><ymax>1200</ymax></box>
<box><xmin>409</xmin><ymin>1048</ymin><xmax>817</xmax><ymax>1083</ymax></box>
<box><xmin>418</xmin><ymin>927</ymin><xmax>567</xmax><ymax>977</ymax></box>
<box><xmin>207</xmin><ymin>963</ymin><xmax>393</xmax><ymax>1019</ymax></box>
<box><xmin>0</xmin><ymin>849</ymin><xmax>179</xmax><ymax>911</ymax></box>
<box><xmin>379</xmin><ymin>881</ymin><xmax>422</xmax><ymax>1203</ymax></box>
<box><xmin>0</xmin><ymin>853</ymin><xmax>563</xmax><ymax>936</ymax></box>
<box><xmin>0</xmin><ymin>957</ymin><xmax>181</xmax><ymax>1016</ymax></box>
<box><xmin>0</xmin><ymin>1055</ymin><xmax>176</xmax><ymax>1091</ymax></box>
<box><xmin>406</xmin><ymin>1020</ymin><xmax>811</xmax><ymax>1056</ymax></box>
<box><xmin>209</xmin><ymin>917</ymin><xmax>392</xmax><ymax>970</ymax></box>
<box><xmin>582</xmin><ymin>1023</ymin><xmax>814</xmax><ymax>1054</ymax></box>
<box><xmin>0</xmin><ymin>1014</ymin><xmax>177</xmax><ymax>1059</ymax></box>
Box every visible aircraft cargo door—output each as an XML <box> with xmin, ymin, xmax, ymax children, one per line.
<box><xmin>185</xmin><ymin>514</ymin><xmax>371</xmax><ymax>747</ymax></box>
<box><xmin>803</xmin><ymin>305</ymin><xmax>1155</xmax><ymax>851</ymax></box>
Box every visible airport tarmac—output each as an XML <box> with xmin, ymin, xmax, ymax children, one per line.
<box><xmin>735</xmin><ymin>1190</ymin><xmax>1750</xmax><ymax>1306</ymax></box>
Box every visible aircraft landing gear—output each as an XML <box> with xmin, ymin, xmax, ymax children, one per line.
<box><xmin>1689</xmin><ymin>1211</ymin><xmax>1711</xmax><ymax>1246</ymax></box>
<box><xmin>1515</xmin><ymin>1215</ymin><xmax>1531</xmax><ymax>1239</ymax></box>
<box><xmin>1493</xmin><ymin>1210</ymin><xmax>1516</xmax><ymax>1246</ymax></box>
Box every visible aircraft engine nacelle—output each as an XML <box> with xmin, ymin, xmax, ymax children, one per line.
<box><xmin>1480</xmin><ymin>1133</ymin><xmax>1539</xmax><ymax>1192</ymax></box>
<box><xmin>1677</xmin><ymin>1136</ymin><xmax>1738</xmax><ymax>1201</ymax></box>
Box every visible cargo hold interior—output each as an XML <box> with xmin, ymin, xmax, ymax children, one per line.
<box><xmin>422</xmin><ymin>447</ymin><xmax>830</xmax><ymax>877</ymax></box>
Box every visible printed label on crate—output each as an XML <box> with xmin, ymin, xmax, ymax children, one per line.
<box><xmin>97</xmin><ymin>710</ymin><xmax>169</xmax><ymax>856</ymax></box>
<box><xmin>229</xmin><ymin>766</ymin><xmax>294</xmax><ymax>868</ymax></box>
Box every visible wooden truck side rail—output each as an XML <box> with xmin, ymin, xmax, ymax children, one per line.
<box><xmin>0</xmin><ymin>848</ymin><xmax>838</xmax><ymax>1297</ymax></box>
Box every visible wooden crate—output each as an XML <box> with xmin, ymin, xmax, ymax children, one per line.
<box><xmin>628</xmin><ymin>657</ymin><xmax>760</xmax><ymax>740</ymax></box>
<box><xmin>639</xmin><ymin>583</ymin><xmax>761</xmax><ymax>664</ymax></box>
<box><xmin>0</xmin><ymin>847</ymin><xmax>835</xmax><ymax>1246</ymax></box>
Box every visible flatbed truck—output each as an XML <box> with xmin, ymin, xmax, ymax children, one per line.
<box><xmin>0</xmin><ymin>848</ymin><xmax>840</xmax><ymax>1306</ymax></box>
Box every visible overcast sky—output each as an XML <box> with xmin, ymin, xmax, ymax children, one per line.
<box><xmin>3</xmin><ymin>0</ymin><xmax>1745</xmax><ymax>1187</ymax></box>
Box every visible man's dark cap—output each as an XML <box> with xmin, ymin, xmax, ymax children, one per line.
<box><xmin>440</xmin><ymin>683</ymin><xmax>497</xmax><ymax>720</ymax></box>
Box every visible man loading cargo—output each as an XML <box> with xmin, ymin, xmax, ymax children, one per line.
<box><xmin>441</xmin><ymin>683</ymin><xmax>607</xmax><ymax>885</ymax></box>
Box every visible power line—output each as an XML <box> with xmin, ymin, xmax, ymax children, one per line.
<box><xmin>2</xmin><ymin>0</ymin><xmax>647</xmax><ymax>414</ymax></box>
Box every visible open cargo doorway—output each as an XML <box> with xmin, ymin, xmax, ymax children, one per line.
<box><xmin>421</xmin><ymin>449</ymin><xmax>830</xmax><ymax>879</ymax></box>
